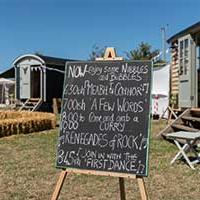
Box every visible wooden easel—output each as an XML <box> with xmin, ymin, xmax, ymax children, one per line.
<box><xmin>51</xmin><ymin>169</ymin><xmax>148</xmax><ymax>200</ymax></box>
<box><xmin>159</xmin><ymin>105</ymin><xmax>178</xmax><ymax>123</ymax></box>
<box><xmin>159</xmin><ymin>94</ymin><xmax>179</xmax><ymax>124</ymax></box>
<box><xmin>51</xmin><ymin>47</ymin><xmax>149</xmax><ymax>200</ymax></box>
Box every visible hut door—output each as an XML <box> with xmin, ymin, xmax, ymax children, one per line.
<box><xmin>31</xmin><ymin>68</ymin><xmax>41</xmax><ymax>98</ymax></box>
<box><xmin>20</xmin><ymin>65</ymin><xmax>31</xmax><ymax>99</ymax></box>
<box><xmin>178</xmin><ymin>35</ymin><xmax>197</xmax><ymax>108</ymax></box>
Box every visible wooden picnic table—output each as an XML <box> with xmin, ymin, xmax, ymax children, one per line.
<box><xmin>167</xmin><ymin>131</ymin><xmax>200</xmax><ymax>169</ymax></box>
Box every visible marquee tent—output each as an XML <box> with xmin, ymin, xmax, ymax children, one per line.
<box><xmin>0</xmin><ymin>78</ymin><xmax>15</xmax><ymax>106</ymax></box>
<box><xmin>152</xmin><ymin>64</ymin><xmax>170</xmax><ymax>118</ymax></box>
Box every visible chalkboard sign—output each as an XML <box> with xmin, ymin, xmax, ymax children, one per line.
<box><xmin>56</xmin><ymin>60</ymin><xmax>152</xmax><ymax>177</ymax></box>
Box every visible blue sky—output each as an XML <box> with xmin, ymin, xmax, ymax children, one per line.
<box><xmin>0</xmin><ymin>0</ymin><xmax>200</xmax><ymax>71</ymax></box>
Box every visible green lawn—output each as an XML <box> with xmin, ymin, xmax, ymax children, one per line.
<box><xmin>1</xmin><ymin>120</ymin><xmax>200</xmax><ymax>200</ymax></box>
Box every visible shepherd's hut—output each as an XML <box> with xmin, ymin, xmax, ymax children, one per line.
<box><xmin>160</xmin><ymin>21</ymin><xmax>200</xmax><ymax>137</ymax></box>
<box><xmin>1</xmin><ymin>54</ymin><xmax>75</xmax><ymax>111</ymax></box>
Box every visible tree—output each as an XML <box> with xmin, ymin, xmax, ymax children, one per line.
<box><xmin>89</xmin><ymin>45</ymin><xmax>106</xmax><ymax>61</ymax></box>
<box><xmin>126</xmin><ymin>42</ymin><xmax>160</xmax><ymax>61</ymax></box>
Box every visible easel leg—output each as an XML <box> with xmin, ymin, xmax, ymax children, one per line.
<box><xmin>159</xmin><ymin>106</ymin><xmax>167</xmax><ymax>121</ymax></box>
<box><xmin>119</xmin><ymin>177</ymin><xmax>126</xmax><ymax>200</ymax></box>
<box><xmin>51</xmin><ymin>170</ymin><xmax>68</xmax><ymax>200</ymax></box>
<box><xmin>137</xmin><ymin>177</ymin><xmax>148</xmax><ymax>200</ymax></box>
<box><xmin>168</xmin><ymin>107</ymin><xmax>173</xmax><ymax>124</ymax></box>
<box><xmin>168</xmin><ymin>106</ymin><xmax>177</xmax><ymax>119</ymax></box>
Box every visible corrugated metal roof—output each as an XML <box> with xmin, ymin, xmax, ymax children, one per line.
<box><xmin>36</xmin><ymin>54</ymin><xmax>76</xmax><ymax>67</ymax></box>
<box><xmin>0</xmin><ymin>67</ymin><xmax>14</xmax><ymax>78</ymax></box>
<box><xmin>167</xmin><ymin>21</ymin><xmax>200</xmax><ymax>43</ymax></box>
<box><xmin>0</xmin><ymin>54</ymin><xmax>77</xmax><ymax>78</ymax></box>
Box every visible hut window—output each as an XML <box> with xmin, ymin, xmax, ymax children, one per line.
<box><xmin>179</xmin><ymin>38</ymin><xmax>190</xmax><ymax>75</ymax></box>
<box><xmin>180</xmin><ymin>41</ymin><xmax>183</xmax><ymax>58</ymax></box>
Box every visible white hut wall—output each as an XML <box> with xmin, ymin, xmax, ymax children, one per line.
<box><xmin>15</xmin><ymin>57</ymin><xmax>43</xmax><ymax>100</ymax></box>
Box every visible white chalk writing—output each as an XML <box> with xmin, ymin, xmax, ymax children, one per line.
<box><xmin>57</xmin><ymin>61</ymin><xmax>151</xmax><ymax>176</ymax></box>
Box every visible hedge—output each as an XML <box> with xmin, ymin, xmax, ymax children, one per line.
<box><xmin>0</xmin><ymin>111</ymin><xmax>56</xmax><ymax>137</ymax></box>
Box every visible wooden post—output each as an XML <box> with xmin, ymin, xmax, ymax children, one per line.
<box><xmin>51</xmin><ymin>170</ymin><xmax>68</xmax><ymax>200</ymax></box>
<box><xmin>53</xmin><ymin>98</ymin><xmax>58</xmax><ymax>115</ymax></box>
<box><xmin>95</xmin><ymin>47</ymin><xmax>123</xmax><ymax>61</ymax></box>
<box><xmin>137</xmin><ymin>177</ymin><xmax>148</xmax><ymax>200</ymax></box>
<box><xmin>119</xmin><ymin>177</ymin><xmax>126</xmax><ymax>200</ymax></box>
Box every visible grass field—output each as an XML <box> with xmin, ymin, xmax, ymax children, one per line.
<box><xmin>1</xmin><ymin>120</ymin><xmax>200</xmax><ymax>200</ymax></box>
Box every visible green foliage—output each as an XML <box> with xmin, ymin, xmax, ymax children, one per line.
<box><xmin>89</xmin><ymin>42</ymin><xmax>166</xmax><ymax>65</ymax></box>
<box><xmin>126</xmin><ymin>42</ymin><xmax>159</xmax><ymax>60</ymax></box>
<box><xmin>89</xmin><ymin>45</ymin><xmax>106</xmax><ymax>61</ymax></box>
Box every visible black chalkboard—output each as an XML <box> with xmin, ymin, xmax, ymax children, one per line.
<box><xmin>56</xmin><ymin>60</ymin><xmax>152</xmax><ymax>177</ymax></box>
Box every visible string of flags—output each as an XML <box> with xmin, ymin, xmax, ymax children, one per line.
<box><xmin>15</xmin><ymin>64</ymin><xmax>65</xmax><ymax>74</ymax></box>
<box><xmin>30</xmin><ymin>66</ymin><xmax>65</xmax><ymax>74</ymax></box>
<box><xmin>18</xmin><ymin>48</ymin><xmax>170</xmax><ymax>74</ymax></box>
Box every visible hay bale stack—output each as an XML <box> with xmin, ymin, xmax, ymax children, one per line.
<box><xmin>0</xmin><ymin>111</ymin><xmax>56</xmax><ymax>137</ymax></box>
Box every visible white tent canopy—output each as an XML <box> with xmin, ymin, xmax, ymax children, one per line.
<box><xmin>0</xmin><ymin>78</ymin><xmax>15</xmax><ymax>85</ymax></box>
<box><xmin>152</xmin><ymin>64</ymin><xmax>170</xmax><ymax>117</ymax></box>
<box><xmin>0</xmin><ymin>78</ymin><xmax>15</xmax><ymax>106</ymax></box>
<box><xmin>152</xmin><ymin>64</ymin><xmax>170</xmax><ymax>97</ymax></box>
